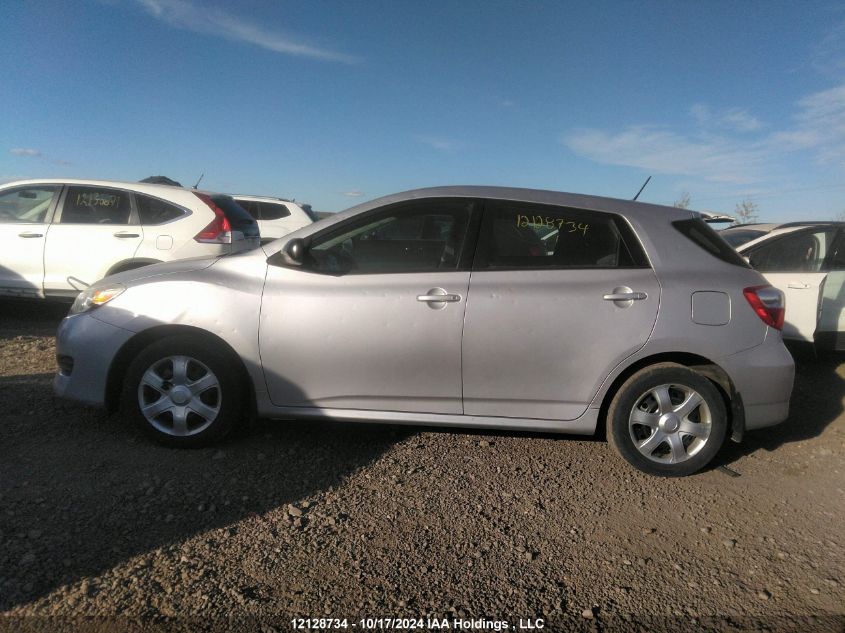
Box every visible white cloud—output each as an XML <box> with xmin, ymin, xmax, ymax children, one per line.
<box><xmin>690</xmin><ymin>104</ymin><xmax>761</xmax><ymax>132</ymax></box>
<box><xmin>415</xmin><ymin>135</ymin><xmax>463</xmax><ymax>152</ymax></box>
<box><xmin>341</xmin><ymin>190</ymin><xmax>365</xmax><ymax>197</ymax></box>
<box><xmin>135</xmin><ymin>0</ymin><xmax>358</xmax><ymax>63</ymax></box>
<box><xmin>565</xmin><ymin>82</ymin><xmax>845</xmax><ymax>183</ymax></box>
<box><xmin>563</xmin><ymin>126</ymin><xmax>765</xmax><ymax>184</ymax></box>
<box><xmin>9</xmin><ymin>148</ymin><xmax>41</xmax><ymax>157</ymax></box>
<box><xmin>720</xmin><ymin>108</ymin><xmax>762</xmax><ymax>132</ymax></box>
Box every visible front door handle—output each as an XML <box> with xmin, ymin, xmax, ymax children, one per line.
<box><xmin>114</xmin><ymin>232</ymin><xmax>140</xmax><ymax>238</ymax></box>
<box><xmin>18</xmin><ymin>232</ymin><xmax>43</xmax><ymax>238</ymax></box>
<box><xmin>603</xmin><ymin>291</ymin><xmax>647</xmax><ymax>301</ymax></box>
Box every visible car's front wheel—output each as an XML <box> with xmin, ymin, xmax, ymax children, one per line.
<box><xmin>122</xmin><ymin>336</ymin><xmax>245</xmax><ymax>447</ymax></box>
<box><xmin>606</xmin><ymin>363</ymin><xmax>728</xmax><ymax>476</ymax></box>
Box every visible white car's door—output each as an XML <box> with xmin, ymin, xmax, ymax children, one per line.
<box><xmin>743</xmin><ymin>227</ymin><xmax>839</xmax><ymax>342</ymax></box>
<box><xmin>260</xmin><ymin>199</ymin><xmax>475</xmax><ymax>414</ymax></box>
<box><xmin>816</xmin><ymin>229</ymin><xmax>845</xmax><ymax>348</ymax></box>
<box><xmin>43</xmin><ymin>185</ymin><xmax>143</xmax><ymax>297</ymax></box>
<box><xmin>0</xmin><ymin>184</ymin><xmax>60</xmax><ymax>298</ymax></box>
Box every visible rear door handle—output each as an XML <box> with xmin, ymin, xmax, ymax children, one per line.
<box><xmin>787</xmin><ymin>282</ymin><xmax>810</xmax><ymax>289</ymax></box>
<box><xmin>417</xmin><ymin>293</ymin><xmax>461</xmax><ymax>303</ymax></box>
<box><xmin>114</xmin><ymin>232</ymin><xmax>140</xmax><ymax>238</ymax></box>
<box><xmin>18</xmin><ymin>232</ymin><xmax>43</xmax><ymax>238</ymax></box>
<box><xmin>603</xmin><ymin>292</ymin><xmax>647</xmax><ymax>301</ymax></box>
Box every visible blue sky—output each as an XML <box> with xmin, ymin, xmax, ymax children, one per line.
<box><xmin>2</xmin><ymin>1</ymin><xmax>844</xmax><ymax>219</ymax></box>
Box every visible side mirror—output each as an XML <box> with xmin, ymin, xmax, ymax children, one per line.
<box><xmin>282</xmin><ymin>238</ymin><xmax>307</xmax><ymax>266</ymax></box>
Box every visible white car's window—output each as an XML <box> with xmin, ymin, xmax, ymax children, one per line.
<box><xmin>748</xmin><ymin>229</ymin><xmax>838</xmax><ymax>272</ymax></box>
<box><xmin>236</xmin><ymin>199</ymin><xmax>260</xmax><ymax>220</ymax></box>
<box><xmin>258</xmin><ymin>202</ymin><xmax>290</xmax><ymax>221</ymax></box>
<box><xmin>60</xmin><ymin>186</ymin><xmax>131</xmax><ymax>225</ymax></box>
<box><xmin>136</xmin><ymin>193</ymin><xmax>184</xmax><ymax>225</ymax></box>
<box><xmin>477</xmin><ymin>202</ymin><xmax>642</xmax><ymax>269</ymax></box>
<box><xmin>308</xmin><ymin>200</ymin><xmax>472</xmax><ymax>274</ymax></box>
<box><xmin>0</xmin><ymin>186</ymin><xmax>58</xmax><ymax>223</ymax></box>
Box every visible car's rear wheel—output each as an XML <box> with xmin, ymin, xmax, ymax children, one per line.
<box><xmin>607</xmin><ymin>363</ymin><xmax>727</xmax><ymax>476</ymax></box>
<box><xmin>122</xmin><ymin>336</ymin><xmax>244</xmax><ymax>447</ymax></box>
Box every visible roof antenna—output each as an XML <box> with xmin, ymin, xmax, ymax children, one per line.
<box><xmin>632</xmin><ymin>176</ymin><xmax>651</xmax><ymax>201</ymax></box>
<box><xmin>192</xmin><ymin>173</ymin><xmax>204</xmax><ymax>190</ymax></box>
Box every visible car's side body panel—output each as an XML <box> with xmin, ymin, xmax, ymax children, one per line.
<box><xmin>461</xmin><ymin>268</ymin><xmax>660</xmax><ymax>420</ymax></box>
<box><xmin>260</xmin><ymin>266</ymin><xmax>469</xmax><ymax>414</ymax></box>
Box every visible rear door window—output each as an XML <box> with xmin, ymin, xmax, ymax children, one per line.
<box><xmin>60</xmin><ymin>186</ymin><xmax>131</xmax><ymax>224</ymax></box>
<box><xmin>136</xmin><ymin>193</ymin><xmax>184</xmax><ymax>225</ymax></box>
<box><xmin>475</xmin><ymin>201</ymin><xmax>646</xmax><ymax>269</ymax></box>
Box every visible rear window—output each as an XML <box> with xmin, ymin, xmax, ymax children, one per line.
<box><xmin>211</xmin><ymin>195</ymin><xmax>259</xmax><ymax>238</ymax></box>
<box><xmin>673</xmin><ymin>219</ymin><xmax>750</xmax><ymax>267</ymax></box>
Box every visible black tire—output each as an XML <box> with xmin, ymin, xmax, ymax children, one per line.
<box><xmin>606</xmin><ymin>363</ymin><xmax>727</xmax><ymax>477</ymax></box>
<box><xmin>122</xmin><ymin>335</ymin><xmax>245</xmax><ymax>447</ymax></box>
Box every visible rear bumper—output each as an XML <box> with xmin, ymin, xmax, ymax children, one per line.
<box><xmin>719</xmin><ymin>331</ymin><xmax>795</xmax><ymax>431</ymax></box>
<box><xmin>53</xmin><ymin>312</ymin><xmax>135</xmax><ymax>407</ymax></box>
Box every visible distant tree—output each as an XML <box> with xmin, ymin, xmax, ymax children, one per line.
<box><xmin>835</xmin><ymin>209</ymin><xmax>845</xmax><ymax>222</ymax></box>
<box><xmin>673</xmin><ymin>192</ymin><xmax>691</xmax><ymax>209</ymax></box>
<box><xmin>734</xmin><ymin>199</ymin><xmax>760</xmax><ymax>224</ymax></box>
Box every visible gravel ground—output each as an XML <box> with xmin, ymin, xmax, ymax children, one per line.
<box><xmin>1</xmin><ymin>299</ymin><xmax>843</xmax><ymax>632</ymax></box>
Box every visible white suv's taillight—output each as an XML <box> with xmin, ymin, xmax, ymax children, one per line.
<box><xmin>743</xmin><ymin>285</ymin><xmax>785</xmax><ymax>330</ymax></box>
<box><xmin>193</xmin><ymin>192</ymin><xmax>232</xmax><ymax>244</ymax></box>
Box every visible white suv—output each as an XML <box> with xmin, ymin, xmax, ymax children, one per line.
<box><xmin>232</xmin><ymin>195</ymin><xmax>316</xmax><ymax>244</ymax></box>
<box><xmin>736</xmin><ymin>222</ymin><xmax>845</xmax><ymax>349</ymax></box>
<box><xmin>0</xmin><ymin>179</ymin><xmax>260</xmax><ymax>300</ymax></box>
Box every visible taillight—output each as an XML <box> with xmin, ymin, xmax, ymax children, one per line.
<box><xmin>743</xmin><ymin>285</ymin><xmax>785</xmax><ymax>330</ymax></box>
<box><xmin>193</xmin><ymin>192</ymin><xmax>232</xmax><ymax>244</ymax></box>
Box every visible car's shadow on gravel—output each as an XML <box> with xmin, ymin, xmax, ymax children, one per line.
<box><xmin>0</xmin><ymin>298</ymin><xmax>69</xmax><ymax>337</ymax></box>
<box><xmin>714</xmin><ymin>344</ymin><xmax>845</xmax><ymax>470</ymax></box>
<box><xmin>0</xmin><ymin>373</ymin><xmax>410</xmax><ymax>611</ymax></box>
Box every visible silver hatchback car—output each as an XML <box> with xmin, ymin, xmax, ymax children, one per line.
<box><xmin>54</xmin><ymin>187</ymin><xmax>794</xmax><ymax>476</ymax></box>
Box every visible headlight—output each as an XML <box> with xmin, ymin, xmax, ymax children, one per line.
<box><xmin>70</xmin><ymin>284</ymin><xmax>126</xmax><ymax>315</ymax></box>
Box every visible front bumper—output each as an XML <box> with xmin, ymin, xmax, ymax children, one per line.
<box><xmin>53</xmin><ymin>312</ymin><xmax>135</xmax><ymax>407</ymax></box>
<box><xmin>720</xmin><ymin>331</ymin><xmax>795</xmax><ymax>431</ymax></box>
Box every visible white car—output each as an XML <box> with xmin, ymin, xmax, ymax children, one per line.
<box><xmin>0</xmin><ymin>179</ymin><xmax>260</xmax><ymax>300</ymax></box>
<box><xmin>736</xmin><ymin>222</ymin><xmax>845</xmax><ymax>349</ymax></box>
<box><xmin>232</xmin><ymin>195</ymin><xmax>316</xmax><ymax>243</ymax></box>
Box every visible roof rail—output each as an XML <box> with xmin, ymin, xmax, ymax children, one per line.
<box><xmin>776</xmin><ymin>221</ymin><xmax>844</xmax><ymax>228</ymax></box>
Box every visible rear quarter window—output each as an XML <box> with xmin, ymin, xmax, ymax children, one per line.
<box><xmin>258</xmin><ymin>202</ymin><xmax>291</xmax><ymax>221</ymax></box>
<box><xmin>673</xmin><ymin>218</ymin><xmax>750</xmax><ymax>268</ymax></box>
<box><xmin>136</xmin><ymin>193</ymin><xmax>185</xmax><ymax>224</ymax></box>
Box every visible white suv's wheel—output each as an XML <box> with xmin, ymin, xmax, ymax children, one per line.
<box><xmin>123</xmin><ymin>336</ymin><xmax>244</xmax><ymax>447</ymax></box>
<box><xmin>607</xmin><ymin>363</ymin><xmax>728</xmax><ymax>476</ymax></box>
